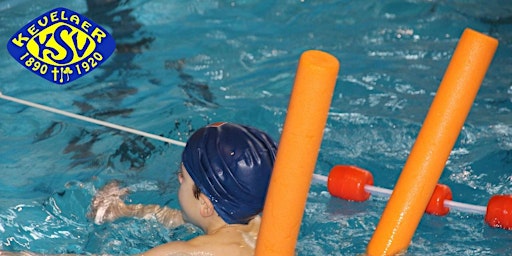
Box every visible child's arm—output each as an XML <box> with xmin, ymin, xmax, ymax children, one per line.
<box><xmin>89</xmin><ymin>182</ymin><xmax>184</xmax><ymax>228</ymax></box>
<box><xmin>121</xmin><ymin>203</ymin><xmax>184</xmax><ymax>228</ymax></box>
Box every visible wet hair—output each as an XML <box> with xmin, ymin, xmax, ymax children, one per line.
<box><xmin>177</xmin><ymin>167</ymin><xmax>202</xmax><ymax>200</ymax></box>
<box><xmin>192</xmin><ymin>184</ymin><xmax>201</xmax><ymax>199</ymax></box>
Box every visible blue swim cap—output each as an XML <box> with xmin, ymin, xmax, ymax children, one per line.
<box><xmin>182</xmin><ymin>122</ymin><xmax>278</xmax><ymax>224</ymax></box>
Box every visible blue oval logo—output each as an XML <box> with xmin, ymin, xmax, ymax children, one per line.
<box><xmin>7</xmin><ymin>7</ymin><xmax>115</xmax><ymax>85</ymax></box>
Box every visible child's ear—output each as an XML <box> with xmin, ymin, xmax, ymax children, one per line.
<box><xmin>198</xmin><ymin>193</ymin><xmax>214</xmax><ymax>217</ymax></box>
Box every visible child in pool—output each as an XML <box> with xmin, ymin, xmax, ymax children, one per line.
<box><xmin>0</xmin><ymin>122</ymin><xmax>278</xmax><ymax>256</ymax></box>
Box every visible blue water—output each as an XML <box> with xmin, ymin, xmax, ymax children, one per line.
<box><xmin>1</xmin><ymin>0</ymin><xmax>511</xmax><ymax>255</ymax></box>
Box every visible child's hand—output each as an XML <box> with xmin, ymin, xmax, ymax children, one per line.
<box><xmin>88</xmin><ymin>181</ymin><xmax>129</xmax><ymax>224</ymax></box>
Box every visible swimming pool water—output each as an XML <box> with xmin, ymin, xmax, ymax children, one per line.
<box><xmin>1</xmin><ymin>0</ymin><xmax>511</xmax><ymax>255</ymax></box>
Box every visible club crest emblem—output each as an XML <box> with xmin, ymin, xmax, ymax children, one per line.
<box><xmin>7</xmin><ymin>7</ymin><xmax>115</xmax><ymax>85</ymax></box>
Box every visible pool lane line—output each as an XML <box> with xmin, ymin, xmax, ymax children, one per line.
<box><xmin>0</xmin><ymin>91</ymin><xmax>491</xmax><ymax>216</ymax></box>
<box><xmin>320</xmin><ymin>165</ymin><xmax>512</xmax><ymax>229</ymax></box>
<box><xmin>0</xmin><ymin>91</ymin><xmax>186</xmax><ymax>147</ymax></box>
<box><xmin>311</xmin><ymin>171</ymin><xmax>487</xmax><ymax>215</ymax></box>
<box><xmin>367</xmin><ymin>28</ymin><xmax>498</xmax><ymax>256</ymax></box>
<box><xmin>0</xmin><ymin>89</ymin><xmax>489</xmax><ymax>216</ymax></box>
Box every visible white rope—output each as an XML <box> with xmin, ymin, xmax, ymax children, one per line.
<box><xmin>0</xmin><ymin>91</ymin><xmax>489</xmax><ymax>216</ymax></box>
<box><xmin>0</xmin><ymin>91</ymin><xmax>186</xmax><ymax>147</ymax></box>
<box><xmin>444</xmin><ymin>199</ymin><xmax>487</xmax><ymax>215</ymax></box>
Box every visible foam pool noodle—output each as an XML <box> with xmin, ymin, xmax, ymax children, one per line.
<box><xmin>366</xmin><ymin>28</ymin><xmax>498</xmax><ymax>256</ymax></box>
<box><xmin>255</xmin><ymin>50</ymin><xmax>339</xmax><ymax>256</ymax></box>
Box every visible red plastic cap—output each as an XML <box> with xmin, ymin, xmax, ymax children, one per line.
<box><xmin>425</xmin><ymin>184</ymin><xmax>453</xmax><ymax>216</ymax></box>
<box><xmin>485</xmin><ymin>195</ymin><xmax>512</xmax><ymax>230</ymax></box>
<box><xmin>327</xmin><ymin>165</ymin><xmax>374</xmax><ymax>202</ymax></box>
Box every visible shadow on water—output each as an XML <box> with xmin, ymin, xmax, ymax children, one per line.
<box><xmin>34</xmin><ymin>0</ymin><xmax>217</xmax><ymax>172</ymax></box>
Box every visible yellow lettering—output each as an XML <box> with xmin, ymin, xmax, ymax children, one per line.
<box><xmin>37</xmin><ymin>16</ymin><xmax>48</xmax><ymax>27</ymax></box>
<box><xmin>11</xmin><ymin>33</ymin><xmax>29</xmax><ymax>47</ymax></box>
<box><xmin>70</xmin><ymin>15</ymin><xmax>80</xmax><ymax>25</ymax></box>
<box><xmin>50</xmin><ymin>11</ymin><xmax>58</xmax><ymax>22</ymax></box>
<box><xmin>81</xmin><ymin>21</ymin><xmax>91</xmax><ymax>32</ymax></box>
<box><xmin>91</xmin><ymin>27</ymin><xmax>106</xmax><ymax>43</ymax></box>
<box><xmin>60</xmin><ymin>11</ymin><xmax>68</xmax><ymax>21</ymax></box>
<box><xmin>27</xmin><ymin>24</ymin><xmax>39</xmax><ymax>36</ymax></box>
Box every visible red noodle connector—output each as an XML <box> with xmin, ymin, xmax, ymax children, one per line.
<box><xmin>485</xmin><ymin>195</ymin><xmax>512</xmax><ymax>230</ymax></box>
<box><xmin>425</xmin><ymin>184</ymin><xmax>452</xmax><ymax>216</ymax></box>
<box><xmin>327</xmin><ymin>165</ymin><xmax>374</xmax><ymax>202</ymax></box>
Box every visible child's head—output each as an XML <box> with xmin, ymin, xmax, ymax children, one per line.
<box><xmin>181</xmin><ymin>122</ymin><xmax>278</xmax><ymax>224</ymax></box>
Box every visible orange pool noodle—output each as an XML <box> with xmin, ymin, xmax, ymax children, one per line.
<box><xmin>366</xmin><ymin>28</ymin><xmax>498</xmax><ymax>256</ymax></box>
<box><xmin>255</xmin><ymin>50</ymin><xmax>339</xmax><ymax>256</ymax></box>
